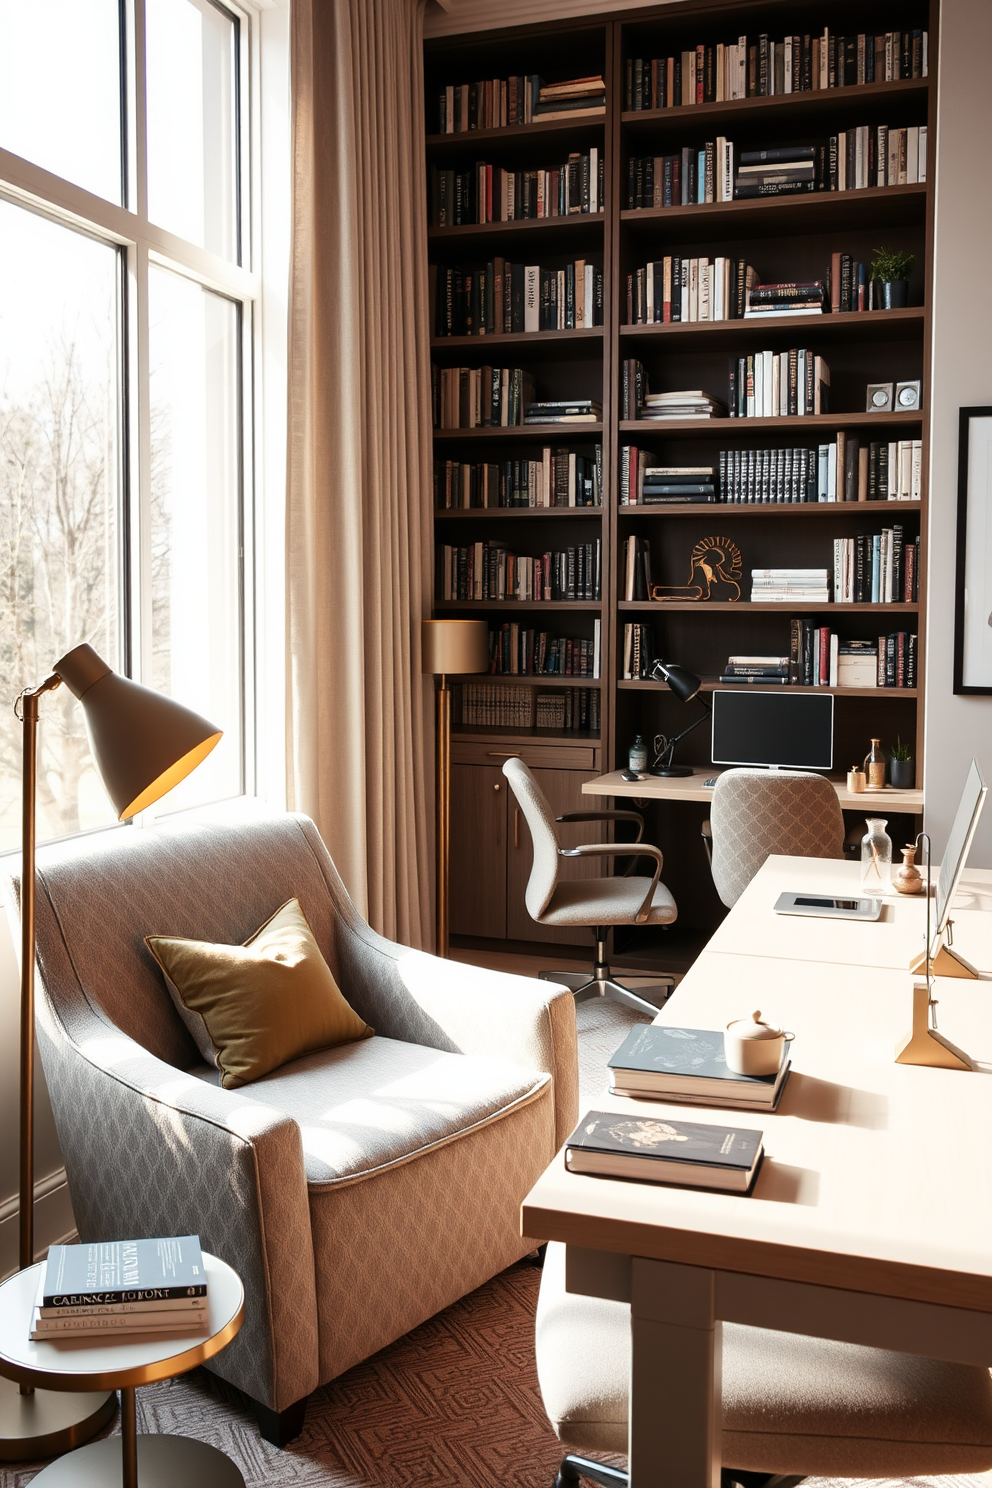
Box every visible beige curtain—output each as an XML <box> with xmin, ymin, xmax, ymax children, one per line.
<box><xmin>287</xmin><ymin>0</ymin><xmax>434</xmax><ymax>948</ymax></box>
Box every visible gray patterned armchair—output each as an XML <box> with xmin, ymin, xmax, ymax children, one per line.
<box><xmin>4</xmin><ymin>813</ymin><xmax>578</xmax><ymax>1444</ymax></box>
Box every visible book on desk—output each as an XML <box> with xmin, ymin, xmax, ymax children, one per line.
<box><xmin>565</xmin><ymin>1111</ymin><xmax>764</xmax><ymax>1194</ymax></box>
<box><xmin>608</xmin><ymin>1023</ymin><xmax>790</xmax><ymax>1110</ymax></box>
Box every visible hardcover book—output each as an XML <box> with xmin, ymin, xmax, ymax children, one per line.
<box><xmin>608</xmin><ymin>1024</ymin><xmax>789</xmax><ymax>1107</ymax></box>
<box><xmin>43</xmin><ymin>1236</ymin><xmax>207</xmax><ymax>1307</ymax></box>
<box><xmin>565</xmin><ymin>1110</ymin><xmax>763</xmax><ymax>1192</ymax></box>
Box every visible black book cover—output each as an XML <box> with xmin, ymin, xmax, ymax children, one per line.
<box><xmin>567</xmin><ymin>1111</ymin><xmax>763</xmax><ymax>1172</ymax></box>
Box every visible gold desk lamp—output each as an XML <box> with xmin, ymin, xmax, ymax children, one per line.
<box><xmin>422</xmin><ymin>620</ymin><xmax>490</xmax><ymax>957</ymax></box>
<box><xmin>1</xmin><ymin>644</ymin><xmax>222</xmax><ymax>1462</ymax></box>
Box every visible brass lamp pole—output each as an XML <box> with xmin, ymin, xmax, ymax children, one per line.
<box><xmin>1</xmin><ymin>644</ymin><xmax>222</xmax><ymax>1463</ymax></box>
<box><xmin>422</xmin><ymin>620</ymin><xmax>490</xmax><ymax>957</ymax></box>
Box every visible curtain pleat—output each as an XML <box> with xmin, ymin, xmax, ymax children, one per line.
<box><xmin>287</xmin><ymin>0</ymin><xmax>434</xmax><ymax>948</ymax></box>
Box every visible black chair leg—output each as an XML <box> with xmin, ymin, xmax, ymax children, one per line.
<box><xmin>253</xmin><ymin>1395</ymin><xmax>308</xmax><ymax>1446</ymax></box>
<box><xmin>531</xmin><ymin>1243</ymin><xmax>548</xmax><ymax>1268</ymax></box>
<box><xmin>553</xmin><ymin>1454</ymin><xmax>628</xmax><ymax>1488</ymax></box>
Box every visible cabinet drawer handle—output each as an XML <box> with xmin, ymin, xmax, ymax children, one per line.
<box><xmin>488</xmin><ymin>751</ymin><xmax>521</xmax><ymax>758</ymax></box>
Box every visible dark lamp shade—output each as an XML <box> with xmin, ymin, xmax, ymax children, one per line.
<box><xmin>657</xmin><ymin>661</ymin><xmax>702</xmax><ymax>703</ymax></box>
<box><xmin>53</xmin><ymin>644</ymin><xmax>223</xmax><ymax>820</ymax></box>
<box><xmin>422</xmin><ymin>619</ymin><xmax>490</xmax><ymax>676</ymax></box>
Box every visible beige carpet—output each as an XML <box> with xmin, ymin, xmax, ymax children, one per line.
<box><xmin>3</xmin><ymin>994</ymin><xmax>989</xmax><ymax>1488</ymax></box>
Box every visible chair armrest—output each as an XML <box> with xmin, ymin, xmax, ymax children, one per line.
<box><xmin>700</xmin><ymin>818</ymin><xmax>713</xmax><ymax>866</ymax></box>
<box><xmin>556</xmin><ymin>809</ymin><xmax>644</xmax><ymax>840</ymax></box>
<box><xmin>37</xmin><ymin>1015</ymin><xmax>318</xmax><ymax>1413</ymax></box>
<box><xmin>557</xmin><ymin>842</ymin><xmax>664</xmax><ymax>924</ymax></box>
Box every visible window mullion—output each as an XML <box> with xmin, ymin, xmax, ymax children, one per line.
<box><xmin>132</xmin><ymin>237</ymin><xmax>154</xmax><ymax>689</ymax></box>
<box><xmin>132</xmin><ymin>0</ymin><xmax>148</xmax><ymax>223</ymax></box>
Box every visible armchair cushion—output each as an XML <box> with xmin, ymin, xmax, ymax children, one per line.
<box><xmin>147</xmin><ymin>898</ymin><xmax>372</xmax><ymax>1088</ymax></box>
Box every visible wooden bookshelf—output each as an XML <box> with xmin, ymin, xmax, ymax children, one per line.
<box><xmin>425</xmin><ymin>0</ymin><xmax>935</xmax><ymax>945</ymax></box>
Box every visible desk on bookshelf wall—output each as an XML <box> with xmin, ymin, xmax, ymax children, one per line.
<box><xmin>424</xmin><ymin>0</ymin><xmax>936</xmax><ymax>944</ymax></box>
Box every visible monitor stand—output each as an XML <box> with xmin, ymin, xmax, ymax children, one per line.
<box><xmin>909</xmin><ymin>926</ymin><xmax>979</xmax><ymax>979</ymax></box>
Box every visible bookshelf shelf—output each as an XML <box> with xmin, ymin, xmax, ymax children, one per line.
<box><xmin>429</xmin><ymin>215</ymin><xmax>605</xmax><ymax>244</ymax></box>
<box><xmin>620</xmin><ymin>411</ymin><xmax>922</xmax><ymax>435</ymax></box>
<box><xmin>464</xmin><ymin>673</ymin><xmax>602</xmax><ymax>688</ymax></box>
<box><xmin>618</xmin><ymin>600</ymin><xmax>919</xmax><ymax>613</ymax></box>
<box><xmin>433</xmin><ymin>423</ymin><xmax>604</xmax><ymax>440</ymax></box>
<box><xmin>619</xmin><ymin>306</ymin><xmax>925</xmax><ymax>348</ymax></box>
<box><xmin>435</xmin><ymin>506</ymin><xmax>604</xmax><ymax>518</ymax></box>
<box><xmin>436</xmin><ymin>599</ymin><xmax>603</xmax><ymax>611</ymax></box>
<box><xmin>617</xmin><ymin>679</ymin><xmax>918</xmax><ymax>698</ymax></box>
<box><xmin>621</xmin><ymin>183</ymin><xmax>927</xmax><ymax>240</ymax></box>
<box><xmin>431</xmin><ymin>328</ymin><xmax>605</xmax><ymax>355</ymax></box>
<box><xmin>618</xmin><ymin>501</ymin><xmax>923</xmax><ymax>518</ymax></box>
<box><xmin>621</xmin><ymin>76</ymin><xmax>928</xmax><ymax>136</ymax></box>
<box><xmin>426</xmin><ymin>116</ymin><xmax>607</xmax><ymax>155</ymax></box>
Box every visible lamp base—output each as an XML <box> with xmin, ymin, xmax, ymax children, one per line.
<box><xmin>26</xmin><ymin>1432</ymin><xmax>245</xmax><ymax>1487</ymax></box>
<box><xmin>0</xmin><ymin>1377</ymin><xmax>116</xmax><ymax>1462</ymax></box>
<box><xmin>649</xmin><ymin>765</ymin><xmax>694</xmax><ymax>778</ymax></box>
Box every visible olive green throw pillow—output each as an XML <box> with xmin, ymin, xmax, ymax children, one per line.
<box><xmin>146</xmin><ymin>899</ymin><xmax>373</xmax><ymax>1088</ymax></box>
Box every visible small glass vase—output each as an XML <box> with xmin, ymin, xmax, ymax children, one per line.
<box><xmin>861</xmin><ymin>817</ymin><xmax>893</xmax><ymax>894</ymax></box>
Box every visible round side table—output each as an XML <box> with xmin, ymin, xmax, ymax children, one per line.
<box><xmin>0</xmin><ymin>1252</ymin><xmax>245</xmax><ymax>1488</ymax></box>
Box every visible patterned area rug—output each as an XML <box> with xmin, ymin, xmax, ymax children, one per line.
<box><xmin>4</xmin><ymin>996</ymin><xmax>990</xmax><ymax>1488</ymax></box>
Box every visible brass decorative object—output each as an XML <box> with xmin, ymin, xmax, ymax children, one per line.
<box><xmin>649</xmin><ymin>536</ymin><xmax>743</xmax><ymax>602</ymax></box>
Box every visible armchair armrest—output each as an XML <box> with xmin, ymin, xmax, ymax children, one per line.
<box><xmin>557</xmin><ymin>841</ymin><xmax>664</xmax><ymax>924</ymax></box>
<box><xmin>36</xmin><ymin>1012</ymin><xmax>318</xmax><ymax>1413</ymax></box>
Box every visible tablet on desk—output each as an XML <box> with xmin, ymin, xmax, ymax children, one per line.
<box><xmin>774</xmin><ymin>891</ymin><xmax>882</xmax><ymax>921</ymax></box>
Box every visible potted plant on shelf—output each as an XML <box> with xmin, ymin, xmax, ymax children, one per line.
<box><xmin>889</xmin><ymin>737</ymin><xmax>915</xmax><ymax>789</ymax></box>
<box><xmin>870</xmin><ymin>247</ymin><xmax>915</xmax><ymax>309</ymax></box>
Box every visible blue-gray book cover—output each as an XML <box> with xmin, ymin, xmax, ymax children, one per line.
<box><xmin>44</xmin><ymin>1237</ymin><xmax>206</xmax><ymax>1306</ymax></box>
<box><xmin>608</xmin><ymin>1024</ymin><xmax>777</xmax><ymax>1086</ymax></box>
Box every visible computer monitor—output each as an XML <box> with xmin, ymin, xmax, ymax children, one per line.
<box><xmin>934</xmin><ymin>759</ymin><xmax>987</xmax><ymax>938</ymax></box>
<box><xmin>711</xmin><ymin>690</ymin><xmax>834</xmax><ymax>771</ymax></box>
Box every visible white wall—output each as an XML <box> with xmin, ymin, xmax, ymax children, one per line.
<box><xmin>924</xmin><ymin>0</ymin><xmax>992</xmax><ymax>866</ymax></box>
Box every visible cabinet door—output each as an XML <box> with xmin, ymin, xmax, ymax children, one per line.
<box><xmin>449</xmin><ymin>764</ymin><xmax>507</xmax><ymax>939</ymax></box>
<box><xmin>506</xmin><ymin>767</ymin><xmax>607</xmax><ymax>946</ymax></box>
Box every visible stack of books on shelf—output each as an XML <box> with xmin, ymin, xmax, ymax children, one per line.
<box><xmin>434</xmin><ymin>449</ymin><xmax>602</xmax><ymax>509</ymax></box>
<box><xmin>430</xmin><ymin>149</ymin><xmax>603</xmax><ymax>225</ymax></box>
<box><xmin>833</xmin><ymin>528</ymin><xmax>920</xmax><ymax>603</ymax></box>
<box><xmin>535</xmin><ymin>689</ymin><xmax>600</xmax><ymax>732</ymax></box>
<box><xmin>489</xmin><ymin>620</ymin><xmax>601</xmax><ymax>677</ymax></box>
<box><xmin>744</xmin><ymin>279</ymin><xmax>826</xmax><ymax>317</ymax></box>
<box><xmin>524</xmin><ymin>398</ymin><xmax>601</xmax><ymax>425</ymax></box>
<box><xmin>432</xmin><ymin>365</ymin><xmax>535</xmax><ymax>428</ymax></box>
<box><xmin>640</xmin><ymin>390</ymin><xmax>726</xmax><ymax>422</ymax></box>
<box><xmin>534</xmin><ymin>75</ymin><xmax>607</xmax><ymax>121</ymax></box>
<box><xmin>620</xmin><ymin>448</ymin><xmax>719</xmax><ymax>504</ymax></box>
<box><xmin>624</xmin><ymin>28</ymin><xmax>927</xmax><ymax>110</ymax></box>
<box><xmin>720</xmin><ymin>655</ymin><xmax>791</xmax><ymax>685</ymax></box>
<box><xmin>719</xmin><ymin>448</ymin><xmax>817</xmax><ymax>504</ymax></box>
<box><xmin>736</xmin><ymin>144</ymin><xmax>816</xmax><ymax>199</ymax></box>
<box><xmin>433</xmin><ymin>73</ymin><xmax>605</xmax><ymax>133</ymax></box>
<box><xmin>729</xmin><ymin>350</ymin><xmax>829</xmax><ymax>418</ymax></box>
<box><xmin>607</xmin><ymin>1023</ymin><xmax>790</xmax><ymax>1111</ymax></box>
<box><xmin>790</xmin><ymin>620</ymin><xmax>917</xmax><ymax>687</ymax></box>
<box><xmin>433</xmin><ymin>259</ymin><xmax>603</xmax><ymax>336</ymax></box>
<box><xmin>441</xmin><ymin>540</ymin><xmax>602</xmax><ymax>602</ymax></box>
<box><xmin>622</xmin><ymin>623</ymin><xmax>658</xmax><ymax>679</ymax></box>
<box><xmin>32</xmin><ymin>1237</ymin><xmax>207</xmax><ymax>1343</ymax></box>
<box><xmin>751</xmin><ymin>568</ymin><xmax>830</xmax><ymax>603</ymax></box>
<box><xmin>626</xmin><ymin>257</ymin><xmax>757</xmax><ymax>323</ymax></box>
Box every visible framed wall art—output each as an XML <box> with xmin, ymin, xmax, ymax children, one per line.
<box><xmin>954</xmin><ymin>407</ymin><xmax>992</xmax><ymax>694</ymax></box>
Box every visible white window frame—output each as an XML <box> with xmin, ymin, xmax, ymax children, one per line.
<box><xmin>0</xmin><ymin>0</ymin><xmax>290</xmax><ymax>821</ymax></box>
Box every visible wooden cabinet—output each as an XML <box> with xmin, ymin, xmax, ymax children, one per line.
<box><xmin>449</xmin><ymin>745</ymin><xmax>606</xmax><ymax>945</ymax></box>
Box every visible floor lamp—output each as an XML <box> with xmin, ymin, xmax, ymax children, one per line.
<box><xmin>422</xmin><ymin>620</ymin><xmax>490</xmax><ymax>958</ymax></box>
<box><xmin>1</xmin><ymin>643</ymin><xmax>222</xmax><ymax>1462</ymax></box>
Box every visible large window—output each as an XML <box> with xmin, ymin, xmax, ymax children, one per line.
<box><xmin>0</xmin><ymin>0</ymin><xmax>256</xmax><ymax>851</ymax></box>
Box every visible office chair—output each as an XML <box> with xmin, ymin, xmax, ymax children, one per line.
<box><xmin>702</xmin><ymin>769</ymin><xmax>846</xmax><ymax>908</ymax></box>
<box><xmin>501</xmin><ymin>757</ymin><xmax>677</xmax><ymax>1017</ymax></box>
<box><xmin>536</xmin><ymin>1242</ymin><xmax>992</xmax><ymax>1488</ymax></box>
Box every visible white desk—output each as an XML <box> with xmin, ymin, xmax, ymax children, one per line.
<box><xmin>522</xmin><ymin>857</ymin><xmax>992</xmax><ymax>1488</ymax></box>
<box><xmin>582</xmin><ymin>766</ymin><xmax>924</xmax><ymax>813</ymax></box>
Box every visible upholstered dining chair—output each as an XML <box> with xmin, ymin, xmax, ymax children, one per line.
<box><xmin>703</xmin><ymin>769</ymin><xmax>846</xmax><ymax>908</ymax></box>
<box><xmin>3</xmin><ymin>812</ymin><xmax>578</xmax><ymax>1447</ymax></box>
<box><xmin>536</xmin><ymin>1242</ymin><xmax>992</xmax><ymax>1488</ymax></box>
<box><xmin>501</xmin><ymin>757</ymin><xmax>677</xmax><ymax>1017</ymax></box>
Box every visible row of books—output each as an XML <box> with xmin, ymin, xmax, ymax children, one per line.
<box><xmin>432</xmin><ymin>366</ymin><xmax>535</xmax><ymax>429</ymax></box>
<box><xmin>791</xmin><ymin>622</ymin><xmax>917</xmax><ymax>687</ymax></box>
<box><xmin>433</xmin><ymin>260</ymin><xmax>604</xmax><ymax>338</ymax></box>
<box><xmin>728</xmin><ymin>349</ymin><xmax>830</xmax><ymax>418</ymax></box>
<box><xmin>489</xmin><ymin>620</ymin><xmax>601</xmax><ymax>677</ymax></box>
<box><xmin>751</xmin><ymin>567</ymin><xmax>830</xmax><ymax>602</ymax></box>
<box><xmin>429</xmin><ymin>150</ymin><xmax>603</xmax><ymax>226</ymax></box>
<box><xmin>626</xmin><ymin>257</ymin><xmax>757</xmax><ymax>324</ymax></box>
<box><xmin>535</xmin><ymin>688</ymin><xmax>600</xmax><ymax>732</ymax></box>
<box><xmin>626</xmin><ymin>125</ymin><xmax>923</xmax><ymax>207</ymax></box>
<box><xmin>834</xmin><ymin>531</ymin><xmax>920</xmax><ymax>604</ymax></box>
<box><xmin>461</xmin><ymin>683</ymin><xmax>601</xmax><ymax>733</ymax></box>
<box><xmin>434</xmin><ymin>74</ymin><xmax>606</xmax><ymax>135</ymax></box>
<box><xmin>433</xmin><ymin>450</ymin><xmax>602</xmax><ymax>509</ymax></box>
<box><xmin>715</xmin><ymin>441</ymin><xmax>922</xmax><ymax>505</ymax></box>
<box><xmin>623</xmin><ymin>535</ymin><xmax>653</xmax><ymax>600</ymax></box>
<box><xmin>32</xmin><ymin>1237</ymin><xmax>206</xmax><ymax>1341</ymax></box>
<box><xmin>828</xmin><ymin>253</ymin><xmax>910</xmax><ymax>314</ymax></box>
<box><xmin>440</xmin><ymin>540</ymin><xmax>602</xmax><ymax>602</ymax></box>
<box><xmin>622</xmin><ymin>622</ymin><xmax>658</xmax><ymax>679</ymax></box>
<box><xmin>623</xmin><ymin>29</ymin><xmax>928</xmax><ymax>110</ymax></box>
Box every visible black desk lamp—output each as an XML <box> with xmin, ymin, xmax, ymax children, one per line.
<box><xmin>648</xmin><ymin>660</ymin><xmax>711</xmax><ymax>777</ymax></box>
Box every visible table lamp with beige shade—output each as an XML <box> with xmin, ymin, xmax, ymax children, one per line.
<box><xmin>422</xmin><ymin>619</ymin><xmax>490</xmax><ymax>957</ymax></box>
<box><xmin>1</xmin><ymin>643</ymin><xmax>222</xmax><ymax>1464</ymax></box>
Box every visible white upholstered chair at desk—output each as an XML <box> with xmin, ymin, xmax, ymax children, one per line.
<box><xmin>705</xmin><ymin>769</ymin><xmax>846</xmax><ymax>908</ymax></box>
<box><xmin>536</xmin><ymin>1241</ymin><xmax>992</xmax><ymax>1488</ymax></box>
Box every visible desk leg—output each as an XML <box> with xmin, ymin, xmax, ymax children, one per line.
<box><xmin>629</xmin><ymin>1258</ymin><xmax>721</xmax><ymax>1488</ymax></box>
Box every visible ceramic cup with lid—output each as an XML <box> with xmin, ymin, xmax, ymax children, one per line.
<box><xmin>725</xmin><ymin>1010</ymin><xmax>793</xmax><ymax>1077</ymax></box>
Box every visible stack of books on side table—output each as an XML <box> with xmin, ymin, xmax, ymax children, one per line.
<box><xmin>31</xmin><ymin>1236</ymin><xmax>208</xmax><ymax>1341</ymax></box>
<box><xmin>607</xmin><ymin>1024</ymin><xmax>791</xmax><ymax>1110</ymax></box>
<box><xmin>720</xmin><ymin>654</ymin><xmax>791</xmax><ymax>684</ymax></box>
